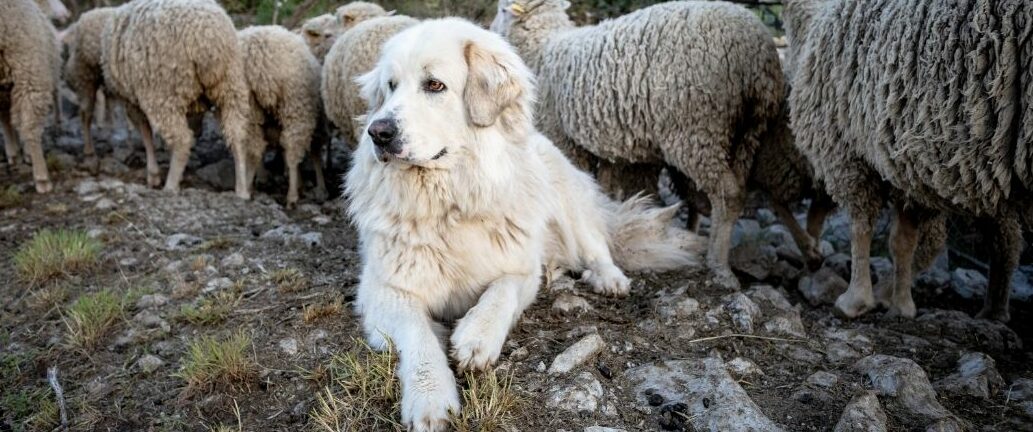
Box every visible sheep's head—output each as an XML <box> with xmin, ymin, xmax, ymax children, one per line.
<box><xmin>490</xmin><ymin>0</ymin><xmax>570</xmax><ymax>37</ymax></box>
<box><xmin>35</xmin><ymin>0</ymin><xmax>70</xmax><ymax>23</ymax></box>
<box><xmin>335</xmin><ymin>2</ymin><xmax>392</xmax><ymax>32</ymax></box>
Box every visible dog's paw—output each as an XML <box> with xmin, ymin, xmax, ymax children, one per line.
<box><xmin>451</xmin><ymin>314</ymin><xmax>506</xmax><ymax>371</ymax></box>
<box><xmin>402</xmin><ymin>378</ymin><xmax>460</xmax><ymax>432</ymax></box>
<box><xmin>583</xmin><ymin>264</ymin><xmax>630</xmax><ymax>296</ymax></box>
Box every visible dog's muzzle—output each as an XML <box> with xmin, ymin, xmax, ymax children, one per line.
<box><xmin>368</xmin><ymin>117</ymin><xmax>404</xmax><ymax>156</ymax></box>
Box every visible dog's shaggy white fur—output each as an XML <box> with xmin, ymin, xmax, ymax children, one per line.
<box><xmin>344</xmin><ymin>18</ymin><xmax>703</xmax><ymax>431</ymax></box>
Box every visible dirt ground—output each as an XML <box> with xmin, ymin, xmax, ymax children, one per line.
<box><xmin>2</xmin><ymin>112</ymin><xmax>1032</xmax><ymax>432</ymax></box>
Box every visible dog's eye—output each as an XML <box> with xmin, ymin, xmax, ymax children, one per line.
<box><xmin>423</xmin><ymin>79</ymin><xmax>446</xmax><ymax>93</ymax></box>
<box><xmin>388</xmin><ymin>80</ymin><xmax>397</xmax><ymax>91</ymax></box>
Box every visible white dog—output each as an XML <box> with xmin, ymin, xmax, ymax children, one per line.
<box><xmin>345</xmin><ymin>18</ymin><xmax>704</xmax><ymax>431</ymax></box>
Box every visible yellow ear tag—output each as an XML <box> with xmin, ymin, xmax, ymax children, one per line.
<box><xmin>509</xmin><ymin>3</ymin><xmax>526</xmax><ymax>15</ymax></box>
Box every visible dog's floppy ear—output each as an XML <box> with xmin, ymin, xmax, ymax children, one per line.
<box><xmin>356</xmin><ymin>68</ymin><xmax>385</xmax><ymax>111</ymax></box>
<box><xmin>463</xmin><ymin>39</ymin><xmax>531</xmax><ymax>127</ymax></box>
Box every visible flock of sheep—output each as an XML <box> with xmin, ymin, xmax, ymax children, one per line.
<box><xmin>1</xmin><ymin>0</ymin><xmax>1030</xmax><ymax>323</ymax></box>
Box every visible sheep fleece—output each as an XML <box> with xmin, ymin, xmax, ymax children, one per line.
<box><xmin>790</xmin><ymin>0</ymin><xmax>1033</xmax><ymax>216</ymax></box>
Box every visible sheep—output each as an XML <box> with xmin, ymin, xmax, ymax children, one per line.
<box><xmin>783</xmin><ymin>0</ymin><xmax>1032</xmax><ymax>321</ymax></box>
<box><xmin>34</xmin><ymin>0</ymin><xmax>70</xmax><ymax>23</ymax></box>
<box><xmin>63</xmin><ymin>7</ymin><xmax>116</xmax><ymax>167</ymax></box>
<box><xmin>238</xmin><ymin>25</ymin><xmax>327</xmax><ymax>207</ymax></box>
<box><xmin>298</xmin><ymin>14</ymin><xmax>338</xmax><ymax>62</ymax></box>
<box><xmin>102</xmin><ymin>0</ymin><xmax>254</xmax><ymax>198</ymax></box>
<box><xmin>322</xmin><ymin>14</ymin><xmax>417</xmax><ymax>144</ymax></box>
<box><xmin>334</xmin><ymin>2</ymin><xmax>389</xmax><ymax>29</ymax></box>
<box><xmin>1</xmin><ymin>0</ymin><xmax>60</xmax><ymax>193</ymax></box>
<box><xmin>491</xmin><ymin>0</ymin><xmax>788</xmax><ymax>289</ymax></box>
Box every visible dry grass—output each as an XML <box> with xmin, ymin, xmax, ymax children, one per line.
<box><xmin>0</xmin><ymin>185</ymin><xmax>24</xmax><ymax>209</ymax></box>
<box><xmin>63</xmin><ymin>289</ymin><xmax>123</xmax><ymax>350</ymax></box>
<box><xmin>199</xmin><ymin>237</ymin><xmax>234</xmax><ymax>252</ymax></box>
<box><xmin>14</xmin><ymin>229</ymin><xmax>102</xmax><ymax>285</ymax></box>
<box><xmin>270</xmin><ymin>268</ymin><xmax>308</xmax><ymax>293</ymax></box>
<box><xmin>27</xmin><ymin>284</ymin><xmax>70</xmax><ymax>313</ymax></box>
<box><xmin>450</xmin><ymin>369</ymin><xmax>523</xmax><ymax>432</ymax></box>
<box><xmin>179</xmin><ymin>291</ymin><xmax>239</xmax><ymax>326</ymax></box>
<box><xmin>207</xmin><ymin>399</ymin><xmax>243</xmax><ymax>432</ymax></box>
<box><xmin>177</xmin><ymin>331</ymin><xmax>258</xmax><ymax>395</ymax></box>
<box><xmin>302</xmin><ymin>295</ymin><xmax>344</xmax><ymax>323</ymax></box>
<box><xmin>190</xmin><ymin>255</ymin><xmax>213</xmax><ymax>272</ymax></box>
<box><xmin>310</xmin><ymin>338</ymin><xmax>403</xmax><ymax>432</ymax></box>
<box><xmin>171</xmin><ymin>278</ymin><xmax>201</xmax><ymax>299</ymax></box>
<box><xmin>45</xmin><ymin>153</ymin><xmax>65</xmax><ymax>173</ymax></box>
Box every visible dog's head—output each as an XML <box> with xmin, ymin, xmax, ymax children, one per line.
<box><xmin>356</xmin><ymin>18</ymin><xmax>535</xmax><ymax>167</ymax></box>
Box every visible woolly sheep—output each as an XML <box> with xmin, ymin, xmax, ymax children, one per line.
<box><xmin>63</xmin><ymin>7</ymin><xmax>116</xmax><ymax>167</ymax></box>
<box><xmin>491</xmin><ymin>0</ymin><xmax>787</xmax><ymax>288</ymax></box>
<box><xmin>298</xmin><ymin>14</ymin><xmax>338</xmax><ymax>62</ymax></box>
<box><xmin>322</xmin><ymin>15</ymin><xmax>417</xmax><ymax>143</ymax></box>
<box><xmin>334</xmin><ymin>2</ymin><xmax>389</xmax><ymax>29</ymax></box>
<box><xmin>238</xmin><ymin>25</ymin><xmax>327</xmax><ymax>207</ymax></box>
<box><xmin>784</xmin><ymin>0</ymin><xmax>1032</xmax><ymax>321</ymax></box>
<box><xmin>1</xmin><ymin>0</ymin><xmax>60</xmax><ymax>193</ymax></box>
<box><xmin>34</xmin><ymin>0</ymin><xmax>70</xmax><ymax>22</ymax></box>
<box><xmin>102</xmin><ymin>0</ymin><xmax>254</xmax><ymax>198</ymax></box>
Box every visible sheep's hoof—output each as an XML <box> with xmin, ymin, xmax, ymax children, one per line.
<box><xmin>882</xmin><ymin>300</ymin><xmax>916</xmax><ymax>319</ymax></box>
<box><xmin>975</xmin><ymin>306</ymin><xmax>1010</xmax><ymax>323</ymax></box>
<box><xmin>83</xmin><ymin>155</ymin><xmax>100</xmax><ymax>175</ymax></box>
<box><xmin>285</xmin><ymin>199</ymin><xmax>298</xmax><ymax>210</ymax></box>
<box><xmin>235</xmin><ymin>190</ymin><xmax>252</xmax><ymax>201</ymax></box>
<box><xmin>711</xmin><ymin>269</ymin><xmax>740</xmax><ymax>291</ymax></box>
<box><xmin>147</xmin><ymin>173</ymin><xmax>162</xmax><ymax>189</ymax></box>
<box><xmin>34</xmin><ymin>179</ymin><xmax>53</xmax><ymax>194</ymax></box>
<box><xmin>833</xmin><ymin>288</ymin><xmax>875</xmax><ymax>319</ymax></box>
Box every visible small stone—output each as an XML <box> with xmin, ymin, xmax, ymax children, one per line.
<box><xmin>549</xmin><ymin>274</ymin><xmax>577</xmax><ymax>292</ymax></box>
<box><xmin>951</xmin><ymin>268</ymin><xmax>988</xmax><ymax>299</ymax></box>
<box><xmin>135</xmin><ymin>294</ymin><xmax>169</xmax><ymax>309</ymax></box>
<box><xmin>747</xmin><ymin>285</ymin><xmax>794</xmax><ymax>311</ymax></box>
<box><xmin>509</xmin><ymin>347</ymin><xmax>529</xmax><ymax>361</ymax></box>
<box><xmin>763</xmin><ymin>313</ymin><xmax>807</xmax><ymax>338</ymax></box>
<box><xmin>726</xmin><ymin>357</ymin><xmax>764</xmax><ymax>380</ymax></box>
<box><xmin>935</xmin><ymin>352</ymin><xmax>1004</xmax><ymax>399</ymax></box>
<box><xmin>833</xmin><ymin>392</ymin><xmax>887</xmax><ymax>432</ymax></box>
<box><xmin>204</xmin><ymin>277</ymin><xmax>234</xmax><ymax>293</ymax></box>
<box><xmin>732</xmin><ymin>219</ymin><xmax>762</xmax><ymax>247</ymax></box>
<box><xmin>730</xmin><ymin>243</ymin><xmax>778</xmax><ymax>281</ymax></box>
<box><xmin>312</xmin><ymin>215</ymin><xmax>332</xmax><ymax>225</ymax></box>
<box><xmin>261</xmin><ymin>224</ymin><xmax>302</xmax><ymax>243</ymax></box>
<box><xmin>854</xmin><ymin>355</ymin><xmax>954</xmax><ymax>422</ymax></box>
<box><xmin>221</xmin><ymin>252</ymin><xmax>245</xmax><ymax>268</ymax></box>
<box><xmin>133</xmin><ymin>311</ymin><xmax>170</xmax><ymax>332</ymax></box>
<box><xmin>536</xmin><ymin>361</ymin><xmax>547</xmax><ymax>373</ymax></box>
<box><xmin>547</xmin><ymin>371</ymin><xmax>606</xmax><ymax>414</ymax></box>
<box><xmin>76</xmin><ymin>180</ymin><xmax>101</xmax><ymax>195</ymax></box>
<box><xmin>552</xmin><ymin>293</ymin><xmax>592</xmax><ymax>315</ymax></box>
<box><xmin>166</xmin><ymin>233</ymin><xmax>202</xmax><ymax>250</ymax></box>
<box><xmin>798</xmin><ymin>267</ymin><xmax>848</xmax><ymax>306</ymax></box>
<box><xmin>299</xmin><ymin>232</ymin><xmax>322</xmax><ymax>247</ymax></box>
<box><xmin>925</xmin><ymin>418</ymin><xmax>965</xmax><ymax>432</ymax></box>
<box><xmin>1006</xmin><ymin>378</ymin><xmax>1033</xmax><ymax>402</ymax></box>
<box><xmin>723</xmin><ymin>292</ymin><xmax>762</xmax><ymax>333</ymax></box>
<box><xmin>95</xmin><ymin>198</ymin><xmax>116</xmax><ymax>210</ymax></box>
<box><xmin>99</xmin><ymin>157</ymin><xmax>129</xmax><ymax>175</ymax></box>
<box><xmin>807</xmin><ymin>371</ymin><xmax>839</xmax><ymax>388</ymax></box>
<box><xmin>584</xmin><ymin>427</ymin><xmax>626</xmax><ymax>432</ymax></box>
<box><xmin>195</xmin><ymin>159</ymin><xmax>236</xmax><ymax>191</ymax></box>
<box><xmin>279</xmin><ymin>338</ymin><xmax>299</xmax><ymax>356</ymax></box>
<box><xmin>136</xmin><ymin>354</ymin><xmax>165</xmax><ymax>373</ymax></box>
<box><xmin>87</xmin><ymin>228</ymin><xmax>105</xmax><ymax>239</ymax></box>
<box><xmin>755</xmin><ymin>209</ymin><xmax>777</xmax><ymax>226</ymax></box>
<box><xmin>549</xmin><ymin>334</ymin><xmax>606</xmax><ymax>374</ymax></box>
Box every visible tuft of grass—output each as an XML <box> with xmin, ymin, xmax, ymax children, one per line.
<box><xmin>199</xmin><ymin>237</ymin><xmax>234</xmax><ymax>252</ymax></box>
<box><xmin>310</xmin><ymin>338</ymin><xmax>402</xmax><ymax>432</ymax></box>
<box><xmin>270</xmin><ymin>268</ymin><xmax>307</xmax><ymax>293</ymax></box>
<box><xmin>14</xmin><ymin>229</ymin><xmax>102</xmax><ymax>285</ymax></box>
<box><xmin>171</xmin><ymin>279</ymin><xmax>201</xmax><ymax>299</ymax></box>
<box><xmin>450</xmin><ymin>369</ymin><xmax>523</xmax><ymax>432</ymax></box>
<box><xmin>44</xmin><ymin>203</ymin><xmax>70</xmax><ymax>215</ymax></box>
<box><xmin>63</xmin><ymin>289</ymin><xmax>123</xmax><ymax>350</ymax></box>
<box><xmin>190</xmin><ymin>255</ymin><xmax>212</xmax><ymax>272</ymax></box>
<box><xmin>0</xmin><ymin>185</ymin><xmax>24</xmax><ymax>209</ymax></box>
<box><xmin>177</xmin><ymin>331</ymin><xmax>258</xmax><ymax>395</ymax></box>
<box><xmin>302</xmin><ymin>295</ymin><xmax>344</xmax><ymax>324</ymax></box>
<box><xmin>27</xmin><ymin>284</ymin><xmax>70</xmax><ymax>313</ymax></box>
<box><xmin>179</xmin><ymin>291</ymin><xmax>239</xmax><ymax>326</ymax></box>
<box><xmin>45</xmin><ymin>153</ymin><xmax>64</xmax><ymax>173</ymax></box>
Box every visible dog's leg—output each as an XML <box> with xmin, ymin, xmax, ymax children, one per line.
<box><xmin>358</xmin><ymin>281</ymin><xmax>459</xmax><ymax>432</ymax></box>
<box><xmin>451</xmin><ymin>273</ymin><xmax>540</xmax><ymax>371</ymax></box>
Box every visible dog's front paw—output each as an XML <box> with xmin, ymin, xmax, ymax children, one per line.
<box><xmin>402</xmin><ymin>378</ymin><xmax>460</xmax><ymax>432</ymax></box>
<box><xmin>583</xmin><ymin>264</ymin><xmax>630</xmax><ymax>296</ymax></box>
<box><xmin>451</xmin><ymin>314</ymin><xmax>507</xmax><ymax>371</ymax></box>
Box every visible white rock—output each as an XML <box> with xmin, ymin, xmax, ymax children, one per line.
<box><xmin>763</xmin><ymin>313</ymin><xmax>807</xmax><ymax>338</ymax></box>
<box><xmin>547</xmin><ymin>372</ymin><xmax>607</xmax><ymax>414</ymax></box>
<box><xmin>552</xmin><ymin>293</ymin><xmax>592</xmax><ymax>315</ymax></box>
<box><xmin>833</xmin><ymin>391</ymin><xmax>887</xmax><ymax>432</ymax></box>
<box><xmin>798</xmin><ymin>267</ymin><xmax>849</xmax><ymax>306</ymax></box>
<box><xmin>261</xmin><ymin>224</ymin><xmax>302</xmax><ymax>243</ymax></box>
<box><xmin>279</xmin><ymin>338</ymin><xmax>299</xmax><ymax>356</ymax></box>
<box><xmin>725</xmin><ymin>357</ymin><xmax>764</xmax><ymax>380</ymax></box>
<box><xmin>135</xmin><ymin>294</ymin><xmax>168</xmax><ymax>309</ymax></box>
<box><xmin>165</xmin><ymin>233</ymin><xmax>202</xmax><ymax>250</ymax></box>
<box><xmin>807</xmin><ymin>371</ymin><xmax>839</xmax><ymax>388</ymax></box>
<box><xmin>76</xmin><ymin>180</ymin><xmax>101</xmax><ymax>195</ymax></box>
<box><xmin>299</xmin><ymin>232</ymin><xmax>322</xmax><ymax>247</ymax></box>
<box><xmin>626</xmin><ymin>357</ymin><xmax>784</xmax><ymax>431</ymax></box>
<box><xmin>312</xmin><ymin>215</ymin><xmax>332</xmax><ymax>225</ymax></box>
<box><xmin>747</xmin><ymin>285</ymin><xmax>794</xmax><ymax>311</ymax></box>
<box><xmin>584</xmin><ymin>427</ymin><xmax>626</xmax><ymax>432</ymax></box>
<box><xmin>935</xmin><ymin>352</ymin><xmax>1004</xmax><ymax>399</ymax></box>
<box><xmin>221</xmin><ymin>252</ymin><xmax>245</xmax><ymax>268</ymax></box>
<box><xmin>730</xmin><ymin>243</ymin><xmax>778</xmax><ymax>281</ymax></box>
<box><xmin>86</xmin><ymin>228</ymin><xmax>105</xmax><ymax>239</ymax></box>
<box><xmin>132</xmin><ymin>311</ymin><xmax>170</xmax><ymax>332</ymax></box>
<box><xmin>854</xmin><ymin>355</ymin><xmax>955</xmax><ymax>422</ymax></box>
<box><xmin>135</xmin><ymin>354</ymin><xmax>165</xmax><ymax>373</ymax></box>
<box><xmin>951</xmin><ymin>268</ymin><xmax>987</xmax><ymax>299</ymax></box>
<box><xmin>549</xmin><ymin>334</ymin><xmax>606</xmax><ymax>374</ymax></box>
<box><xmin>95</xmin><ymin>197</ymin><xmax>116</xmax><ymax>210</ymax></box>
<box><xmin>722</xmin><ymin>292</ymin><xmax>762</xmax><ymax>333</ymax></box>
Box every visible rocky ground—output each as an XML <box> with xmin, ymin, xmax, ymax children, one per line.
<box><xmin>2</xmin><ymin>110</ymin><xmax>1033</xmax><ymax>432</ymax></box>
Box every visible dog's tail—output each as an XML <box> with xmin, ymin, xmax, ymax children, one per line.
<box><xmin>606</xmin><ymin>193</ymin><xmax>705</xmax><ymax>272</ymax></box>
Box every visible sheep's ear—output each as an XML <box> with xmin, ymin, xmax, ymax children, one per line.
<box><xmin>463</xmin><ymin>40</ymin><xmax>529</xmax><ymax>127</ymax></box>
<box><xmin>356</xmin><ymin>68</ymin><xmax>385</xmax><ymax>111</ymax></box>
<box><xmin>386</xmin><ymin>9</ymin><xmax>397</xmax><ymax>15</ymax></box>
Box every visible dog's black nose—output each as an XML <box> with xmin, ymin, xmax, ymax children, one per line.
<box><xmin>368</xmin><ymin>118</ymin><xmax>398</xmax><ymax>147</ymax></box>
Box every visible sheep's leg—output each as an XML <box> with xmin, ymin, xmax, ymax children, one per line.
<box><xmin>205</xmin><ymin>62</ymin><xmax>253</xmax><ymax>200</ymax></box>
<box><xmin>148</xmin><ymin>111</ymin><xmax>194</xmax><ymax>193</ymax></box>
<box><xmin>124</xmin><ymin>104</ymin><xmax>161</xmax><ymax>188</ymax></box>
<box><xmin>881</xmin><ymin>206</ymin><xmax>919</xmax><ymax>318</ymax></box>
<box><xmin>912</xmin><ymin>212</ymin><xmax>946</xmax><ymax>272</ymax></box>
<box><xmin>309</xmin><ymin>138</ymin><xmax>328</xmax><ymax>202</ymax></box>
<box><xmin>772</xmin><ymin>200</ymin><xmax>823</xmax><ymax>271</ymax></box>
<box><xmin>668</xmin><ymin>167</ymin><xmax>705</xmax><ymax>231</ymax></box>
<box><xmin>833</xmin><ymin>203</ymin><xmax>878</xmax><ymax>318</ymax></box>
<box><xmin>806</xmin><ymin>191</ymin><xmax>835</xmax><ymax>241</ymax></box>
<box><xmin>976</xmin><ymin>215</ymin><xmax>1020</xmax><ymax>322</ymax></box>
<box><xmin>706</xmin><ymin>179</ymin><xmax>745</xmax><ymax>290</ymax></box>
<box><xmin>12</xmin><ymin>92</ymin><xmax>52</xmax><ymax>193</ymax></box>
<box><xmin>78</xmin><ymin>86</ymin><xmax>99</xmax><ymax>173</ymax></box>
<box><xmin>1</xmin><ymin>107</ymin><xmax>20</xmax><ymax>167</ymax></box>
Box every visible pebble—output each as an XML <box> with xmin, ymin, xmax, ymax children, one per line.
<box><xmin>136</xmin><ymin>354</ymin><xmax>165</xmax><ymax>373</ymax></box>
<box><xmin>166</xmin><ymin>233</ymin><xmax>203</xmax><ymax>250</ymax></box>
<box><xmin>221</xmin><ymin>252</ymin><xmax>245</xmax><ymax>268</ymax></box>
<box><xmin>854</xmin><ymin>354</ymin><xmax>954</xmax><ymax>422</ymax></box>
<box><xmin>552</xmin><ymin>293</ymin><xmax>592</xmax><ymax>315</ymax></box>
<box><xmin>135</xmin><ymin>294</ymin><xmax>169</xmax><ymax>309</ymax></box>
<box><xmin>806</xmin><ymin>371</ymin><xmax>839</xmax><ymax>388</ymax></box>
<box><xmin>726</xmin><ymin>357</ymin><xmax>765</xmax><ymax>381</ymax></box>
<box><xmin>549</xmin><ymin>334</ymin><xmax>606</xmax><ymax>374</ymax></box>
<box><xmin>279</xmin><ymin>338</ymin><xmax>299</xmax><ymax>356</ymax></box>
<box><xmin>833</xmin><ymin>392</ymin><xmax>887</xmax><ymax>432</ymax></box>
<box><xmin>546</xmin><ymin>371</ymin><xmax>607</xmax><ymax>414</ymax></box>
